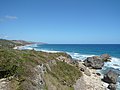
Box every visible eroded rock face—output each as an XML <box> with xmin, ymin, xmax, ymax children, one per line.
<box><xmin>73</xmin><ymin>70</ymin><xmax>106</xmax><ymax>90</ymax></box>
<box><xmin>71</xmin><ymin>60</ymin><xmax>80</xmax><ymax>67</ymax></box>
<box><xmin>0</xmin><ymin>78</ymin><xmax>9</xmax><ymax>90</ymax></box>
<box><xmin>84</xmin><ymin>56</ymin><xmax>104</xmax><ymax>69</ymax></box>
<box><xmin>56</xmin><ymin>55</ymin><xmax>72</xmax><ymax>64</ymax></box>
<box><xmin>108</xmin><ymin>83</ymin><xmax>117</xmax><ymax>90</ymax></box>
<box><xmin>32</xmin><ymin>64</ymin><xmax>46</xmax><ymax>90</ymax></box>
<box><xmin>78</xmin><ymin>62</ymin><xmax>91</xmax><ymax>76</ymax></box>
<box><xmin>102</xmin><ymin>70</ymin><xmax>119</xmax><ymax>84</ymax></box>
<box><xmin>78</xmin><ymin>62</ymin><xmax>86</xmax><ymax>72</ymax></box>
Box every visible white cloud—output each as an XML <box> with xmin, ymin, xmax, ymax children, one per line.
<box><xmin>0</xmin><ymin>15</ymin><xmax>18</xmax><ymax>23</ymax></box>
<box><xmin>0</xmin><ymin>34</ymin><xmax>9</xmax><ymax>39</ymax></box>
<box><xmin>5</xmin><ymin>15</ymin><xmax>18</xmax><ymax>20</ymax></box>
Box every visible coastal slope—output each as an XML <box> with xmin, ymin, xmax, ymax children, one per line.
<box><xmin>0</xmin><ymin>39</ymin><xmax>111</xmax><ymax>90</ymax></box>
<box><xmin>0</xmin><ymin>39</ymin><xmax>81</xmax><ymax>90</ymax></box>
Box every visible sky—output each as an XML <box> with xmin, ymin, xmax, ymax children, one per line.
<box><xmin>0</xmin><ymin>0</ymin><xmax>120</xmax><ymax>44</ymax></box>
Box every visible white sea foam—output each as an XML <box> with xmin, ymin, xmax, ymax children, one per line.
<box><xmin>34</xmin><ymin>48</ymin><xmax>61</xmax><ymax>53</ymax></box>
<box><xmin>104</xmin><ymin>57</ymin><xmax>120</xmax><ymax>70</ymax></box>
<box><xmin>68</xmin><ymin>52</ymin><xmax>97</xmax><ymax>61</ymax></box>
<box><xmin>69</xmin><ymin>52</ymin><xmax>120</xmax><ymax>70</ymax></box>
<box><xmin>15</xmin><ymin>45</ymin><xmax>34</xmax><ymax>50</ymax></box>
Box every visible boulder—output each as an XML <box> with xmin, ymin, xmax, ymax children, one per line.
<box><xmin>108</xmin><ymin>83</ymin><xmax>117</xmax><ymax>90</ymax></box>
<box><xmin>102</xmin><ymin>70</ymin><xmax>119</xmax><ymax>84</ymax></box>
<box><xmin>84</xmin><ymin>56</ymin><xmax>104</xmax><ymax>69</ymax></box>
<box><xmin>100</xmin><ymin>54</ymin><xmax>111</xmax><ymax>62</ymax></box>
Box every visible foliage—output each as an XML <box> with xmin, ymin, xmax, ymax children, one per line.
<box><xmin>0</xmin><ymin>39</ymin><xmax>82</xmax><ymax>90</ymax></box>
<box><xmin>48</xmin><ymin>61</ymin><xmax>82</xmax><ymax>87</ymax></box>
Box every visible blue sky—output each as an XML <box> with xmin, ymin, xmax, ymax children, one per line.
<box><xmin>0</xmin><ymin>0</ymin><xmax>120</xmax><ymax>44</ymax></box>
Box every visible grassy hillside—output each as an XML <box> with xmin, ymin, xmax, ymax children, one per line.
<box><xmin>0</xmin><ymin>39</ymin><xmax>82</xmax><ymax>90</ymax></box>
<box><xmin>0</xmin><ymin>39</ymin><xmax>21</xmax><ymax>48</ymax></box>
<box><xmin>0</xmin><ymin>39</ymin><xmax>36</xmax><ymax>48</ymax></box>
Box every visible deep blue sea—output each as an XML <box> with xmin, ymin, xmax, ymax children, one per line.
<box><xmin>36</xmin><ymin>44</ymin><xmax>120</xmax><ymax>58</ymax></box>
<box><xmin>20</xmin><ymin>44</ymin><xmax>120</xmax><ymax>89</ymax></box>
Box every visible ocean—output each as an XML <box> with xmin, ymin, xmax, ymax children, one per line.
<box><xmin>20</xmin><ymin>44</ymin><xmax>120</xmax><ymax>89</ymax></box>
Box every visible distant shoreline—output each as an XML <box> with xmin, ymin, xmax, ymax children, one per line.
<box><xmin>13</xmin><ymin>44</ymin><xmax>34</xmax><ymax>50</ymax></box>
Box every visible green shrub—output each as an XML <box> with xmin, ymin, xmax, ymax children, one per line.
<box><xmin>48</xmin><ymin>61</ymin><xmax>82</xmax><ymax>86</ymax></box>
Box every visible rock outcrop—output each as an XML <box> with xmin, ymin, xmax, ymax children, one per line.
<box><xmin>74</xmin><ymin>68</ymin><xmax>106</xmax><ymax>90</ymax></box>
<box><xmin>0</xmin><ymin>78</ymin><xmax>9</xmax><ymax>90</ymax></box>
<box><xmin>102</xmin><ymin>70</ymin><xmax>118</xmax><ymax>84</ymax></box>
<box><xmin>108</xmin><ymin>83</ymin><xmax>117</xmax><ymax>90</ymax></box>
<box><xmin>102</xmin><ymin>70</ymin><xmax>119</xmax><ymax>90</ymax></box>
<box><xmin>32</xmin><ymin>64</ymin><xmax>46</xmax><ymax>90</ymax></box>
<box><xmin>100</xmin><ymin>54</ymin><xmax>111</xmax><ymax>62</ymax></box>
<box><xmin>78</xmin><ymin>62</ymin><xmax>91</xmax><ymax>76</ymax></box>
<box><xmin>100</xmin><ymin>54</ymin><xmax>111</xmax><ymax>61</ymax></box>
<box><xmin>56</xmin><ymin>55</ymin><xmax>72</xmax><ymax>64</ymax></box>
<box><xmin>78</xmin><ymin>62</ymin><xmax>87</xmax><ymax>72</ymax></box>
<box><xmin>84</xmin><ymin>54</ymin><xmax>111</xmax><ymax>69</ymax></box>
<box><xmin>84</xmin><ymin>56</ymin><xmax>104</xmax><ymax>69</ymax></box>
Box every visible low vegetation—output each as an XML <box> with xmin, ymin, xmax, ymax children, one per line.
<box><xmin>48</xmin><ymin>61</ymin><xmax>81</xmax><ymax>86</ymax></box>
<box><xmin>0</xmin><ymin>39</ymin><xmax>82</xmax><ymax>90</ymax></box>
<box><xmin>0</xmin><ymin>39</ymin><xmax>21</xmax><ymax>48</ymax></box>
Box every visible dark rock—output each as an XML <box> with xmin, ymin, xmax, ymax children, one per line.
<box><xmin>96</xmin><ymin>73</ymin><xmax>101</xmax><ymax>76</ymax></box>
<box><xmin>102</xmin><ymin>70</ymin><xmax>119</xmax><ymax>84</ymax></box>
<box><xmin>0</xmin><ymin>70</ymin><xmax>8</xmax><ymax>79</ymax></box>
<box><xmin>84</xmin><ymin>56</ymin><xmax>104</xmax><ymax>69</ymax></box>
<box><xmin>80</xmin><ymin>68</ymin><xmax>84</xmax><ymax>72</ymax></box>
<box><xmin>40</xmin><ymin>80</ymin><xmax>44</xmax><ymax>85</ymax></box>
<box><xmin>108</xmin><ymin>83</ymin><xmax>117</xmax><ymax>90</ymax></box>
<box><xmin>100</xmin><ymin>54</ymin><xmax>111</xmax><ymax>62</ymax></box>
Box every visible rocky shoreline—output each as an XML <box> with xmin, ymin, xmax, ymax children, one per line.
<box><xmin>14</xmin><ymin>43</ymin><xmax>119</xmax><ymax>90</ymax></box>
<box><xmin>13</xmin><ymin>44</ymin><xmax>119</xmax><ymax>90</ymax></box>
<box><xmin>74</xmin><ymin>62</ymin><xmax>106</xmax><ymax>90</ymax></box>
<box><xmin>1</xmin><ymin>39</ymin><xmax>119</xmax><ymax>90</ymax></box>
<box><xmin>73</xmin><ymin>54</ymin><xmax>119</xmax><ymax>90</ymax></box>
